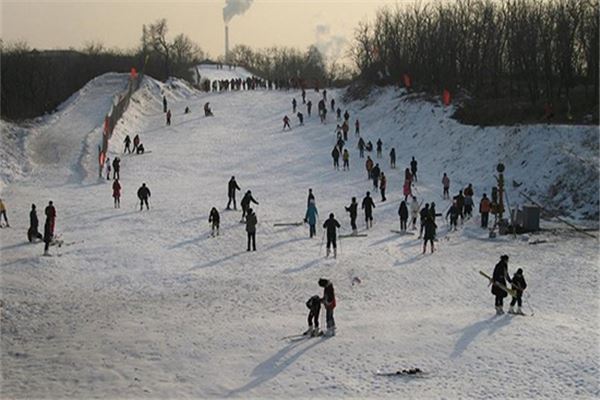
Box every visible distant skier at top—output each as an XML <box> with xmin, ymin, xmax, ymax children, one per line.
<box><xmin>227</xmin><ymin>176</ymin><xmax>241</xmax><ymax>210</ymax></box>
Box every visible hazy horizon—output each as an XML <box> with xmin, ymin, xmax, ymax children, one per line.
<box><xmin>1</xmin><ymin>0</ymin><xmax>406</xmax><ymax>63</ymax></box>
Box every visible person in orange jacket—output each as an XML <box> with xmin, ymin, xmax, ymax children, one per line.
<box><xmin>365</xmin><ymin>156</ymin><xmax>374</xmax><ymax>179</ymax></box>
<box><xmin>479</xmin><ymin>193</ymin><xmax>491</xmax><ymax>228</ymax></box>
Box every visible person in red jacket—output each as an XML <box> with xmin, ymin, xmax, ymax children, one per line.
<box><xmin>479</xmin><ymin>193</ymin><xmax>491</xmax><ymax>228</ymax></box>
<box><xmin>319</xmin><ymin>278</ymin><xmax>336</xmax><ymax>336</ymax></box>
<box><xmin>112</xmin><ymin>179</ymin><xmax>121</xmax><ymax>208</ymax></box>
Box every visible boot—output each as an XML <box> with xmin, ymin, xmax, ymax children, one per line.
<box><xmin>326</xmin><ymin>248</ymin><xmax>330</xmax><ymax>258</ymax></box>
<box><xmin>333</xmin><ymin>248</ymin><xmax>337</xmax><ymax>259</ymax></box>
<box><xmin>508</xmin><ymin>305</ymin><xmax>515</xmax><ymax>314</ymax></box>
<box><xmin>516</xmin><ymin>307</ymin><xmax>524</xmax><ymax>315</ymax></box>
<box><xmin>311</xmin><ymin>327</ymin><xmax>321</xmax><ymax>337</ymax></box>
<box><xmin>303</xmin><ymin>326</ymin><xmax>313</xmax><ymax>336</ymax></box>
<box><xmin>422</xmin><ymin>244</ymin><xmax>426</xmax><ymax>254</ymax></box>
<box><xmin>495</xmin><ymin>306</ymin><xmax>504</xmax><ymax>315</ymax></box>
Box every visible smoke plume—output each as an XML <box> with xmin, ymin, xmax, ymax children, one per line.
<box><xmin>223</xmin><ymin>0</ymin><xmax>254</xmax><ymax>24</ymax></box>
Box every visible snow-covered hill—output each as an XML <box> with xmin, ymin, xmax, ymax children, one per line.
<box><xmin>1</xmin><ymin>68</ymin><xmax>598</xmax><ymax>399</ymax></box>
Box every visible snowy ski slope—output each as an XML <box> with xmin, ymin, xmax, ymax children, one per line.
<box><xmin>1</xmin><ymin>66</ymin><xmax>598</xmax><ymax>399</ymax></box>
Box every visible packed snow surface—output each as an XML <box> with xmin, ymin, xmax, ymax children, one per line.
<box><xmin>1</xmin><ymin>67</ymin><xmax>598</xmax><ymax>399</ymax></box>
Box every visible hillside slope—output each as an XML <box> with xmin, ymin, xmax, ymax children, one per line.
<box><xmin>0</xmin><ymin>69</ymin><xmax>598</xmax><ymax>399</ymax></box>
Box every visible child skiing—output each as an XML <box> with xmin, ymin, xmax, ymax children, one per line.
<box><xmin>209</xmin><ymin>207</ymin><xmax>220</xmax><ymax>237</ymax></box>
<box><xmin>112</xmin><ymin>179</ymin><xmax>121</xmax><ymax>208</ymax></box>
<box><xmin>508</xmin><ymin>268</ymin><xmax>527</xmax><ymax>315</ymax></box>
<box><xmin>303</xmin><ymin>295</ymin><xmax>322</xmax><ymax>336</ymax></box>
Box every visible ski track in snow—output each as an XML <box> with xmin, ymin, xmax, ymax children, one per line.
<box><xmin>1</xmin><ymin>67</ymin><xmax>599</xmax><ymax>399</ymax></box>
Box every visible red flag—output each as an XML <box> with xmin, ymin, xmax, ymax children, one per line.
<box><xmin>403</xmin><ymin>73</ymin><xmax>412</xmax><ymax>88</ymax></box>
<box><xmin>443</xmin><ymin>89</ymin><xmax>451</xmax><ymax>106</ymax></box>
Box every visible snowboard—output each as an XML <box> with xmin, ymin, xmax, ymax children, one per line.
<box><xmin>479</xmin><ymin>271</ymin><xmax>517</xmax><ymax>297</ymax></box>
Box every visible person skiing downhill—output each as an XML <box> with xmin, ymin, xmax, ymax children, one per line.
<box><xmin>389</xmin><ymin>148</ymin><xmax>396</xmax><ymax>168</ymax></box>
<box><xmin>442</xmin><ymin>173</ymin><xmax>450</xmax><ymax>199</ymax></box>
<box><xmin>345</xmin><ymin>197</ymin><xmax>358</xmax><ymax>235</ymax></box>
<box><xmin>446</xmin><ymin>201</ymin><xmax>460</xmax><ymax>230</ymax></box>
<box><xmin>227</xmin><ymin>176</ymin><xmax>241</xmax><ymax>210</ymax></box>
<box><xmin>318</xmin><ymin>278</ymin><xmax>336</xmax><ymax>336</ymax></box>
<box><xmin>371</xmin><ymin>163</ymin><xmax>381</xmax><ymax>189</ymax></box>
<box><xmin>322</xmin><ymin>213</ymin><xmax>341</xmax><ymax>258</ymax></box>
<box><xmin>303</xmin><ymin>295</ymin><xmax>322</xmax><ymax>337</ymax></box>
<box><xmin>362</xmin><ymin>191</ymin><xmax>376</xmax><ymax>229</ymax></box>
<box><xmin>365</xmin><ymin>156</ymin><xmax>374</xmax><ymax>179</ymax></box>
<box><xmin>305</xmin><ymin>199</ymin><xmax>319</xmax><ymax>238</ymax></box>
<box><xmin>297</xmin><ymin>112</ymin><xmax>304</xmax><ymax>125</ymax></box>
<box><xmin>454</xmin><ymin>190</ymin><xmax>465</xmax><ymax>223</ymax></box>
<box><xmin>283</xmin><ymin>115</ymin><xmax>291</xmax><ymax>131</ymax></box>
<box><xmin>209</xmin><ymin>207</ymin><xmax>220</xmax><ymax>237</ymax></box>
<box><xmin>508</xmin><ymin>268</ymin><xmax>527</xmax><ymax>315</ymax></box>
<box><xmin>410</xmin><ymin>156</ymin><xmax>418</xmax><ymax>182</ymax></box>
<box><xmin>343</xmin><ymin>110</ymin><xmax>350</xmax><ymax>122</ymax></box>
<box><xmin>336</xmin><ymin>108</ymin><xmax>342</xmax><ymax>121</ymax></box>
<box><xmin>137</xmin><ymin>183</ymin><xmax>151</xmax><ymax>210</ymax></box>
<box><xmin>28</xmin><ymin>204</ymin><xmax>43</xmax><ymax>242</ymax></box>
<box><xmin>398</xmin><ymin>200</ymin><xmax>409</xmax><ymax>231</ymax></box>
<box><xmin>240</xmin><ymin>190</ymin><xmax>259</xmax><ymax>222</ymax></box>
<box><xmin>492</xmin><ymin>255</ymin><xmax>512</xmax><ymax>315</ymax></box>
<box><xmin>245</xmin><ymin>207</ymin><xmax>257</xmax><ymax>251</ymax></box>
<box><xmin>112</xmin><ymin>179</ymin><xmax>121</xmax><ymax>208</ymax></box>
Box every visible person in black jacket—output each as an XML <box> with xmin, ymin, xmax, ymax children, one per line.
<box><xmin>112</xmin><ymin>157</ymin><xmax>121</xmax><ymax>180</ymax></box>
<box><xmin>454</xmin><ymin>190</ymin><xmax>465</xmax><ymax>222</ymax></box>
<box><xmin>418</xmin><ymin>203</ymin><xmax>430</xmax><ymax>238</ymax></box>
<box><xmin>303</xmin><ymin>295</ymin><xmax>322</xmax><ymax>336</ymax></box>
<box><xmin>137</xmin><ymin>183</ymin><xmax>151</xmax><ymax>210</ymax></box>
<box><xmin>43</xmin><ymin>217</ymin><xmax>52</xmax><ymax>256</ymax></box>
<box><xmin>362</xmin><ymin>192</ymin><xmax>376</xmax><ymax>229</ymax></box>
<box><xmin>28</xmin><ymin>204</ymin><xmax>43</xmax><ymax>242</ymax></box>
<box><xmin>307</xmin><ymin>188</ymin><xmax>315</xmax><ymax>208</ymax></box>
<box><xmin>323</xmin><ymin>213</ymin><xmax>341</xmax><ymax>258</ymax></box>
<box><xmin>331</xmin><ymin>146</ymin><xmax>340</xmax><ymax>170</ymax></box>
<box><xmin>123</xmin><ymin>135</ymin><xmax>132</xmax><ymax>154</ymax></box>
<box><xmin>492</xmin><ymin>255</ymin><xmax>512</xmax><ymax>314</ymax></box>
<box><xmin>410</xmin><ymin>156</ymin><xmax>418</xmax><ymax>182</ymax></box>
<box><xmin>422</xmin><ymin>216</ymin><xmax>437</xmax><ymax>254</ymax></box>
<box><xmin>376</xmin><ymin>139</ymin><xmax>383</xmax><ymax>158</ymax></box>
<box><xmin>209</xmin><ymin>207</ymin><xmax>220</xmax><ymax>237</ymax></box>
<box><xmin>509</xmin><ymin>268</ymin><xmax>527</xmax><ymax>315</ymax></box>
<box><xmin>319</xmin><ymin>278</ymin><xmax>336</xmax><ymax>336</ymax></box>
<box><xmin>389</xmin><ymin>148</ymin><xmax>396</xmax><ymax>168</ymax></box>
<box><xmin>227</xmin><ymin>176</ymin><xmax>241</xmax><ymax>210</ymax></box>
<box><xmin>345</xmin><ymin>197</ymin><xmax>358</xmax><ymax>235</ymax></box>
<box><xmin>371</xmin><ymin>163</ymin><xmax>381</xmax><ymax>189</ymax></box>
<box><xmin>240</xmin><ymin>190</ymin><xmax>258</xmax><ymax>222</ymax></box>
<box><xmin>446</xmin><ymin>201</ymin><xmax>460</xmax><ymax>231</ymax></box>
<box><xmin>245</xmin><ymin>207</ymin><xmax>257</xmax><ymax>251</ymax></box>
<box><xmin>398</xmin><ymin>200</ymin><xmax>409</xmax><ymax>232</ymax></box>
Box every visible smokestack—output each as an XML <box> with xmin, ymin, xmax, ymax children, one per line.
<box><xmin>225</xmin><ymin>25</ymin><xmax>229</xmax><ymax>62</ymax></box>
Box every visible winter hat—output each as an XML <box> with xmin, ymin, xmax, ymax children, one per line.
<box><xmin>329</xmin><ymin>213</ymin><xmax>334</xmax><ymax>218</ymax></box>
<box><xmin>501</xmin><ymin>254</ymin><xmax>509</xmax><ymax>261</ymax></box>
<box><xmin>516</xmin><ymin>268</ymin><xmax>523</xmax><ymax>274</ymax></box>
<box><xmin>247</xmin><ymin>208</ymin><xmax>253</xmax><ymax>213</ymax></box>
<box><xmin>318</xmin><ymin>278</ymin><xmax>329</xmax><ymax>287</ymax></box>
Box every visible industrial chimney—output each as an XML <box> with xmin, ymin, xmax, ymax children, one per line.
<box><xmin>224</xmin><ymin>25</ymin><xmax>229</xmax><ymax>63</ymax></box>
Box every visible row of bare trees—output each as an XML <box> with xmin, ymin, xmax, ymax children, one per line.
<box><xmin>1</xmin><ymin>19</ymin><xmax>203</xmax><ymax>120</ymax></box>
<box><xmin>351</xmin><ymin>0</ymin><xmax>598</xmax><ymax>104</ymax></box>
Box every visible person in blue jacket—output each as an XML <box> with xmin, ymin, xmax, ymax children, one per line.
<box><xmin>305</xmin><ymin>199</ymin><xmax>319</xmax><ymax>238</ymax></box>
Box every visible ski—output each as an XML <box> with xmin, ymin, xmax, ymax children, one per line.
<box><xmin>390</xmin><ymin>230</ymin><xmax>414</xmax><ymax>235</ymax></box>
<box><xmin>273</xmin><ymin>222</ymin><xmax>303</xmax><ymax>227</ymax></box>
<box><xmin>479</xmin><ymin>271</ymin><xmax>517</xmax><ymax>297</ymax></box>
<box><xmin>339</xmin><ymin>234</ymin><xmax>367</xmax><ymax>238</ymax></box>
<box><xmin>375</xmin><ymin>368</ymin><xmax>426</xmax><ymax>377</ymax></box>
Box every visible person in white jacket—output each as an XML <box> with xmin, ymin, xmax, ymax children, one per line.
<box><xmin>410</xmin><ymin>196</ymin><xmax>420</xmax><ymax>230</ymax></box>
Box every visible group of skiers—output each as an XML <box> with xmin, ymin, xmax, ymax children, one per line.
<box><xmin>303</xmin><ymin>278</ymin><xmax>336</xmax><ymax>337</ymax></box>
<box><xmin>25</xmin><ymin>200</ymin><xmax>56</xmax><ymax>256</ymax></box>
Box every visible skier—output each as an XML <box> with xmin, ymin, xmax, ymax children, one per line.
<box><xmin>355</xmin><ymin>119</ymin><xmax>360</xmax><ymax>136</ymax></box>
<box><xmin>303</xmin><ymin>295</ymin><xmax>322</xmax><ymax>336</ymax></box>
<box><xmin>283</xmin><ymin>115</ymin><xmax>291</xmax><ymax>131</ymax></box>
<box><xmin>404</xmin><ymin>168</ymin><xmax>413</xmax><ymax>185</ymax></box>
<box><xmin>124</xmin><ymin>135</ymin><xmax>132</xmax><ymax>154</ymax></box>
<box><xmin>322</xmin><ymin>89</ymin><xmax>327</xmax><ymax>101</ymax></box>
<box><xmin>163</xmin><ymin>95</ymin><xmax>167</xmax><ymax>112</ymax></box>
<box><xmin>342</xmin><ymin>149</ymin><xmax>350</xmax><ymax>171</ymax></box>
<box><xmin>380</xmin><ymin>172</ymin><xmax>387</xmax><ymax>202</ymax></box>
<box><xmin>389</xmin><ymin>148</ymin><xmax>396</xmax><ymax>168</ymax></box>
<box><xmin>418</xmin><ymin>203</ymin><xmax>430</xmax><ymax>238</ymax></box>
<box><xmin>306</xmin><ymin>100</ymin><xmax>312</xmax><ymax>117</ymax></box>
<box><xmin>301</xmin><ymin>89</ymin><xmax>306</xmax><ymax>104</ymax></box>
<box><xmin>209</xmin><ymin>207</ymin><xmax>220</xmax><ymax>237</ymax></box>
<box><xmin>28</xmin><ymin>204</ymin><xmax>43</xmax><ymax>242</ymax></box>
<box><xmin>227</xmin><ymin>176</ymin><xmax>241</xmax><ymax>210</ymax></box>
<box><xmin>184</xmin><ymin>106</ymin><xmax>190</xmax><ymax>114</ymax></box>
<box><xmin>376</xmin><ymin>139</ymin><xmax>383</xmax><ymax>158</ymax></box>
<box><xmin>112</xmin><ymin>179</ymin><xmax>121</xmax><ymax>208</ymax></box>
<box><xmin>112</xmin><ymin>157</ymin><xmax>121</xmax><ymax>180</ymax></box>
<box><xmin>43</xmin><ymin>217</ymin><xmax>52</xmax><ymax>256</ymax></box>
<box><xmin>492</xmin><ymin>255</ymin><xmax>512</xmax><ymax>314</ymax></box>
<box><xmin>398</xmin><ymin>200</ymin><xmax>409</xmax><ymax>231</ymax></box>
<box><xmin>136</xmin><ymin>143</ymin><xmax>145</xmax><ymax>154</ymax></box>
<box><xmin>446</xmin><ymin>201</ymin><xmax>460</xmax><ymax>231</ymax></box>
<box><xmin>464</xmin><ymin>183</ymin><xmax>474</xmax><ymax>198</ymax></box>
<box><xmin>410</xmin><ymin>196</ymin><xmax>420</xmax><ymax>230</ymax></box>
<box><xmin>166</xmin><ymin>109</ymin><xmax>172</xmax><ymax>126</ymax></box>
<box><xmin>403</xmin><ymin>180</ymin><xmax>412</xmax><ymax>201</ymax></box>
<box><xmin>429</xmin><ymin>202</ymin><xmax>437</xmax><ymax>224</ymax></box>
<box><xmin>137</xmin><ymin>183</ymin><xmax>151</xmax><ymax>211</ymax></box>
<box><xmin>343</xmin><ymin>110</ymin><xmax>350</xmax><ymax>122</ymax></box>
<box><xmin>422</xmin><ymin>215</ymin><xmax>437</xmax><ymax>254</ymax></box>
<box><xmin>330</xmin><ymin>98</ymin><xmax>335</xmax><ymax>112</ymax></box>
<box><xmin>297</xmin><ymin>112</ymin><xmax>304</xmax><ymax>126</ymax></box>
<box><xmin>0</xmin><ymin>198</ymin><xmax>9</xmax><ymax>227</ymax></box>
<box><xmin>361</xmin><ymin>191</ymin><xmax>376</xmax><ymax>229</ymax></box>
<box><xmin>508</xmin><ymin>268</ymin><xmax>527</xmax><ymax>315</ymax></box>
<box><xmin>240</xmin><ymin>190</ymin><xmax>259</xmax><ymax>222</ymax></box>
<box><xmin>410</xmin><ymin>156</ymin><xmax>418</xmax><ymax>182</ymax></box>
<box><xmin>105</xmin><ymin>157</ymin><xmax>111</xmax><ymax>180</ymax></box>
<box><xmin>345</xmin><ymin>197</ymin><xmax>358</xmax><ymax>235</ymax></box>
<box><xmin>365</xmin><ymin>141</ymin><xmax>373</xmax><ymax>152</ymax></box>
<box><xmin>341</xmin><ymin>121</ymin><xmax>349</xmax><ymax>141</ymax></box>
<box><xmin>204</xmin><ymin>102</ymin><xmax>213</xmax><ymax>116</ymax></box>
<box><xmin>442</xmin><ymin>173</ymin><xmax>450</xmax><ymax>199</ymax></box>
<box><xmin>245</xmin><ymin>207</ymin><xmax>257</xmax><ymax>251</ymax></box>
<box><xmin>44</xmin><ymin>201</ymin><xmax>56</xmax><ymax>237</ymax></box>
<box><xmin>480</xmin><ymin>193</ymin><xmax>491</xmax><ymax>228</ymax></box>
<box><xmin>331</xmin><ymin>146</ymin><xmax>340</xmax><ymax>170</ymax></box>
<box><xmin>365</xmin><ymin>156</ymin><xmax>374</xmax><ymax>179</ymax></box>
<box><xmin>305</xmin><ymin>199</ymin><xmax>319</xmax><ymax>238</ymax></box>
<box><xmin>464</xmin><ymin>195</ymin><xmax>474</xmax><ymax>219</ymax></box>
<box><xmin>323</xmin><ymin>213</ymin><xmax>341</xmax><ymax>258</ymax></box>
<box><xmin>292</xmin><ymin>98</ymin><xmax>297</xmax><ymax>113</ymax></box>
<box><xmin>358</xmin><ymin>137</ymin><xmax>365</xmax><ymax>158</ymax></box>
<box><xmin>133</xmin><ymin>134</ymin><xmax>140</xmax><ymax>153</ymax></box>
<box><xmin>307</xmin><ymin>188</ymin><xmax>315</xmax><ymax>208</ymax></box>
<box><xmin>336</xmin><ymin>108</ymin><xmax>342</xmax><ymax>121</ymax></box>
<box><xmin>318</xmin><ymin>278</ymin><xmax>336</xmax><ymax>336</ymax></box>
<box><xmin>371</xmin><ymin>163</ymin><xmax>381</xmax><ymax>189</ymax></box>
<box><xmin>454</xmin><ymin>190</ymin><xmax>465</xmax><ymax>223</ymax></box>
